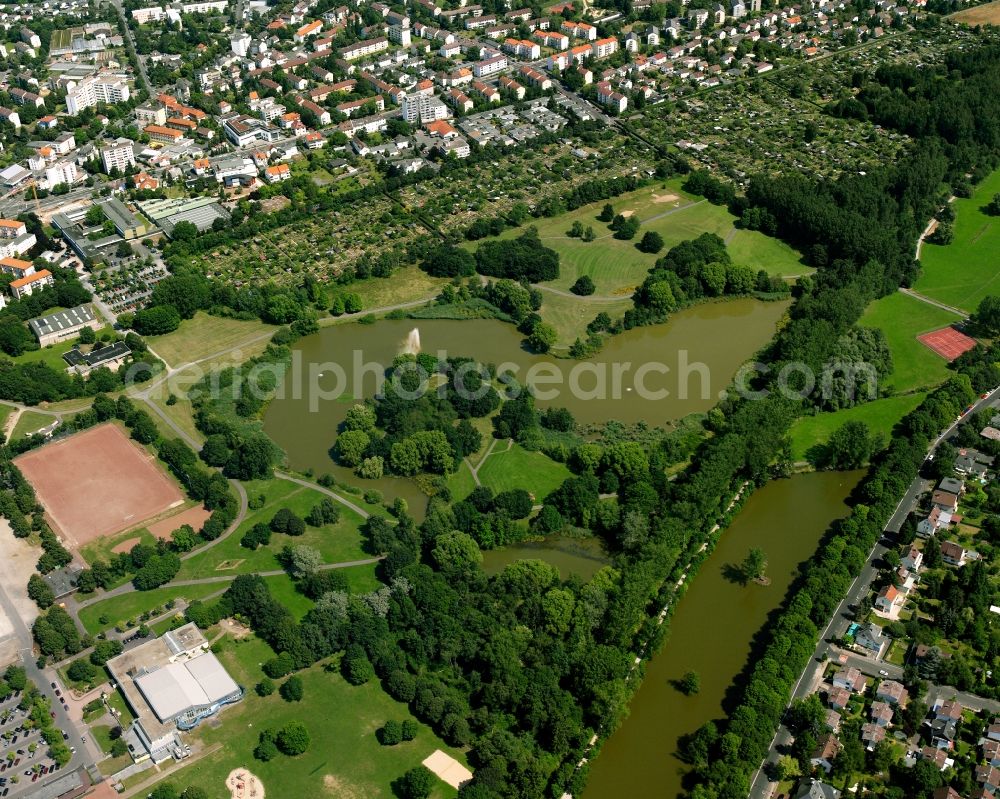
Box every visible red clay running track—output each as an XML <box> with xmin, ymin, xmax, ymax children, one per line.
<box><xmin>917</xmin><ymin>326</ymin><xmax>977</xmax><ymax>361</ymax></box>
<box><xmin>14</xmin><ymin>423</ymin><xmax>184</xmax><ymax>549</ymax></box>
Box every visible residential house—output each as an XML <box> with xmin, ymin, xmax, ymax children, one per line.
<box><xmin>826</xmin><ymin>686</ymin><xmax>851</xmax><ymax>711</ymax></box>
<box><xmin>875</xmin><ymin>680</ymin><xmax>907</xmax><ymax>705</ymax></box>
<box><xmin>976</xmin><ymin>764</ymin><xmax>1000</xmax><ymax>795</ymax></box>
<box><xmin>832</xmin><ymin>666</ymin><xmax>866</xmax><ymax>694</ymax></box>
<box><xmin>861</xmin><ymin>722</ymin><xmax>885</xmax><ymax>749</ymax></box>
<box><xmin>940</xmin><ymin>541</ymin><xmax>968</xmax><ymax>567</ymax></box>
<box><xmin>824</xmin><ymin>709</ymin><xmax>842</xmax><ymax>732</ymax></box>
<box><xmin>900</xmin><ymin>546</ymin><xmax>923</xmax><ymax>572</ymax></box>
<box><xmin>810</xmin><ymin>734</ymin><xmax>840</xmax><ymax>773</ymax></box>
<box><xmin>939</xmin><ymin>477</ymin><xmax>964</xmax><ymax>495</ymax></box>
<box><xmin>870</xmin><ymin>701</ymin><xmax>893</xmax><ymax>727</ymax></box>
<box><xmin>853</xmin><ymin>623</ymin><xmax>887</xmax><ymax>657</ymax></box>
<box><xmin>983</xmin><ymin>738</ymin><xmax>1000</xmax><ymax>768</ymax></box>
<box><xmin>918</xmin><ymin>507</ymin><xmax>952</xmax><ymax>538</ymax></box>
<box><xmin>874</xmin><ymin>584</ymin><xmax>903</xmax><ymax>615</ymax></box>
<box><xmin>595</xmin><ymin>81</ymin><xmax>627</xmax><ymax>113</ymax></box>
<box><xmin>930</xmin><ymin>699</ymin><xmax>965</xmax><ymax>721</ymax></box>
<box><xmin>263</xmin><ymin>164</ymin><xmax>291</xmax><ymax>183</ymax></box>
<box><xmin>794</xmin><ymin>782</ymin><xmax>840</xmax><ymax>799</ymax></box>
<box><xmin>921</xmin><ymin>746</ymin><xmax>950</xmax><ymax>769</ymax></box>
<box><xmin>931</xmin><ymin>490</ymin><xmax>959</xmax><ymax>514</ymax></box>
<box><xmin>9</xmin><ymin>269</ymin><xmax>54</xmax><ymax>299</ymax></box>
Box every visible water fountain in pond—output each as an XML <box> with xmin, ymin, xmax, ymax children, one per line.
<box><xmin>402</xmin><ymin>327</ymin><xmax>421</xmax><ymax>355</ymax></box>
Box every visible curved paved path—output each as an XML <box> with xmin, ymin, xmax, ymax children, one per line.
<box><xmin>73</xmin><ymin>557</ymin><xmax>382</xmax><ymax>611</ymax></box>
<box><xmin>274</xmin><ymin>471</ymin><xmax>372</xmax><ymax>519</ymax></box>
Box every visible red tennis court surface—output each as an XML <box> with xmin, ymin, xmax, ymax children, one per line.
<box><xmin>917</xmin><ymin>326</ymin><xmax>977</xmax><ymax>361</ymax></box>
<box><xmin>14</xmin><ymin>423</ymin><xmax>184</xmax><ymax>549</ymax></box>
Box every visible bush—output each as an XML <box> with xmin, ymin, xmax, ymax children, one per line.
<box><xmin>395</xmin><ymin>766</ymin><xmax>434</xmax><ymax>799</ymax></box>
<box><xmin>570</xmin><ymin>276</ymin><xmax>596</xmax><ymax>296</ymax></box>
<box><xmin>279</xmin><ymin>675</ymin><xmax>304</xmax><ymax>702</ymax></box>
<box><xmin>27</xmin><ymin>573</ymin><xmax>55</xmax><ymax>609</ymax></box>
<box><xmin>67</xmin><ymin>658</ymin><xmax>98</xmax><ymax>684</ymax></box>
<box><xmin>380</xmin><ymin>719</ymin><xmax>403</xmax><ymax>745</ymax></box>
<box><xmin>276</xmin><ymin>721</ymin><xmax>310</xmax><ymax>755</ymax></box>
<box><xmin>637</xmin><ymin>231</ymin><xmax>664</xmax><ymax>253</ymax></box>
<box><xmin>255</xmin><ymin>678</ymin><xmax>275</xmax><ymax>697</ymax></box>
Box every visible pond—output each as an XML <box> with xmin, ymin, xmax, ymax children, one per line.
<box><xmin>582</xmin><ymin>469</ymin><xmax>865</xmax><ymax>799</ymax></box>
<box><xmin>480</xmin><ymin>535</ymin><xmax>611</xmax><ymax>581</ymax></box>
<box><xmin>264</xmin><ymin>299</ymin><xmax>788</xmax><ymax>511</ymax></box>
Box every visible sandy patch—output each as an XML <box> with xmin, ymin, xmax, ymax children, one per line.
<box><xmin>215</xmin><ymin>559</ymin><xmax>245</xmax><ymax>571</ymax></box>
<box><xmin>423</xmin><ymin>750</ymin><xmax>473</xmax><ymax>789</ymax></box>
<box><xmin>111</xmin><ymin>536</ymin><xmax>142</xmax><ymax>555</ymax></box>
<box><xmin>618</xmin><ymin>209</ymin><xmax>635</xmax><ymax>218</ymax></box>
<box><xmin>226</xmin><ymin>768</ymin><xmax>265</xmax><ymax>799</ymax></box>
<box><xmin>652</xmin><ymin>192</ymin><xmax>680</xmax><ymax>204</ymax></box>
<box><xmin>147</xmin><ymin>504</ymin><xmax>211</xmax><ymax>540</ymax></box>
<box><xmin>323</xmin><ymin>774</ymin><xmax>368</xmax><ymax>799</ymax></box>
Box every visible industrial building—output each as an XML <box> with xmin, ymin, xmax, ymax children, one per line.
<box><xmin>28</xmin><ymin>304</ymin><xmax>101</xmax><ymax>346</ymax></box>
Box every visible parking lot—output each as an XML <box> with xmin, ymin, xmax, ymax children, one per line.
<box><xmin>0</xmin><ymin>689</ymin><xmax>71</xmax><ymax>796</ymax></box>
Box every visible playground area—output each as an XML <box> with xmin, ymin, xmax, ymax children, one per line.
<box><xmin>226</xmin><ymin>768</ymin><xmax>265</xmax><ymax>799</ymax></box>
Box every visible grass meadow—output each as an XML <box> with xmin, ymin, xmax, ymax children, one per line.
<box><xmin>859</xmin><ymin>292</ymin><xmax>963</xmax><ymax>393</ymax></box>
<box><xmin>146</xmin><ymin>635</ymin><xmax>463</xmax><ymax>799</ymax></box>
<box><xmin>789</xmin><ymin>393</ymin><xmax>927</xmax><ymax>462</ymax></box>
<box><xmin>916</xmin><ymin>168</ymin><xmax>1000</xmax><ymax>313</ymax></box>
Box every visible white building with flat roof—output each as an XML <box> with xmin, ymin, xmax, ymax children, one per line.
<box><xmin>66</xmin><ymin>75</ymin><xmax>130</xmax><ymax>115</ymax></box>
<box><xmin>107</xmin><ymin>623</ymin><xmax>244</xmax><ymax>764</ymax></box>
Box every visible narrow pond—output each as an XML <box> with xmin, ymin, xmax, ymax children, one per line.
<box><xmin>583</xmin><ymin>469</ymin><xmax>864</xmax><ymax>799</ymax></box>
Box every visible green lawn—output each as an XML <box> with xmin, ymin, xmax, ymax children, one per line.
<box><xmin>344</xmin><ymin>265</ymin><xmax>447</xmax><ymax>312</ymax></box>
<box><xmin>0</xmin><ymin>403</ymin><xmax>14</xmax><ymax>433</ymax></box>
<box><xmin>148</xmin><ymin>635</ymin><xmax>463</xmax><ymax>799</ymax></box>
<box><xmin>916</xmin><ymin>167</ymin><xmax>1000</xmax><ymax>312</ymax></box>
<box><xmin>472</xmin><ymin>181</ymin><xmax>806</xmax><ymax>298</ymax></box>
<box><xmin>10</xmin><ymin>410</ymin><xmax>58</xmax><ymax>439</ymax></box>
<box><xmin>446</xmin><ymin>461</ymin><xmax>478</xmax><ymax>502</ymax></box>
<box><xmin>537</xmin><ymin>291</ymin><xmax>633</xmax><ymax>347</ymax></box>
<box><xmin>78</xmin><ymin>583</ymin><xmax>225</xmax><ymax>635</ymax></box>
<box><xmin>80</xmin><ymin>526</ymin><xmax>159</xmax><ymax>567</ymax></box>
<box><xmin>145</xmin><ymin>312</ymin><xmax>275</xmax><ymax>367</ymax></box>
<box><xmin>789</xmin><ymin>393</ymin><xmax>927</xmax><ymax>462</ymax></box>
<box><xmin>174</xmin><ymin>478</ymin><xmax>369</xmax><ymax>581</ymax></box>
<box><xmin>477</xmin><ymin>441</ymin><xmax>571</xmax><ymax>501</ymax></box>
<box><xmin>859</xmin><ymin>292</ymin><xmax>964</xmax><ymax>393</ymax></box>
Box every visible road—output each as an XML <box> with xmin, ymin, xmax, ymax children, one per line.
<box><xmin>106</xmin><ymin>0</ymin><xmax>151</xmax><ymax>95</ymax></box>
<box><xmin>0</xmin><ymin>568</ymin><xmax>101</xmax><ymax>794</ymax></box>
<box><xmin>748</xmin><ymin>384</ymin><xmax>1000</xmax><ymax>799</ymax></box>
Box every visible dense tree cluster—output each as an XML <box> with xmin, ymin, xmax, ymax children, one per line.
<box><xmin>332</xmin><ymin>357</ymin><xmax>495</xmax><ymax>479</ymax></box>
<box><xmin>627</xmin><ymin>232</ymin><xmax>784</xmax><ymax>328</ymax></box>
<box><xmin>474</xmin><ymin>228</ymin><xmax>560</xmax><ymax>283</ymax></box>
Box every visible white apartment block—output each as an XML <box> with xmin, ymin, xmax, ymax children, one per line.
<box><xmin>66</xmin><ymin>75</ymin><xmax>130</xmax><ymax>115</ymax></box>
<box><xmin>388</xmin><ymin>25</ymin><xmax>412</xmax><ymax>46</ymax></box>
<box><xmin>101</xmin><ymin>138</ymin><xmax>137</xmax><ymax>173</ymax></box>
<box><xmin>44</xmin><ymin>161</ymin><xmax>78</xmax><ymax>189</ymax></box>
<box><xmin>400</xmin><ymin>94</ymin><xmax>450</xmax><ymax>124</ymax></box>
<box><xmin>339</xmin><ymin>36</ymin><xmax>389</xmax><ymax>61</ymax></box>
<box><xmin>132</xmin><ymin>1</ymin><xmax>227</xmax><ymax>22</ymax></box>
<box><xmin>472</xmin><ymin>54</ymin><xmax>507</xmax><ymax>78</ymax></box>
